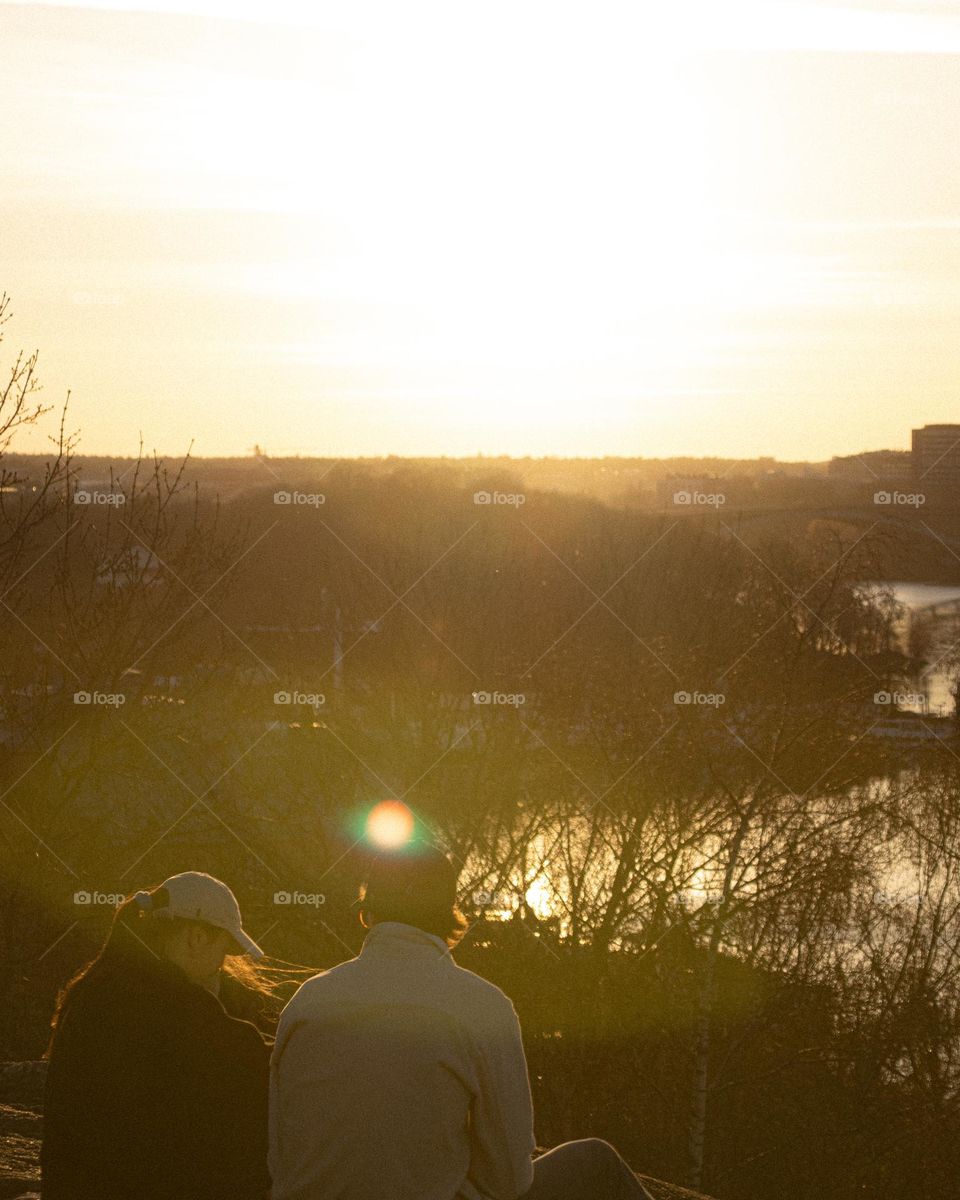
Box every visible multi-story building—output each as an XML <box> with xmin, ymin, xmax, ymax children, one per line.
<box><xmin>827</xmin><ymin>451</ymin><xmax>912</xmax><ymax>483</ymax></box>
<box><xmin>912</xmin><ymin>424</ymin><xmax>960</xmax><ymax>490</ymax></box>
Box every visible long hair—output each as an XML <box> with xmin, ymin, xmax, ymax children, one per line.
<box><xmin>49</xmin><ymin>885</ymin><xmax>313</xmax><ymax>1047</ymax></box>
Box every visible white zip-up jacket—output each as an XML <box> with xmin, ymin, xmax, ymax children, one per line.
<box><xmin>269</xmin><ymin>921</ymin><xmax>537</xmax><ymax>1200</ymax></box>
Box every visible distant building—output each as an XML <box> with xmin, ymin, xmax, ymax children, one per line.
<box><xmin>828</xmin><ymin>451</ymin><xmax>912</xmax><ymax>483</ymax></box>
<box><xmin>912</xmin><ymin>424</ymin><xmax>960</xmax><ymax>491</ymax></box>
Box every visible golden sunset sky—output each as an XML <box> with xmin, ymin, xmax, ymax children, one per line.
<box><xmin>2</xmin><ymin>0</ymin><xmax>959</xmax><ymax>459</ymax></box>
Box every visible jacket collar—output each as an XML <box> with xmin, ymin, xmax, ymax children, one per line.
<box><xmin>360</xmin><ymin>921</ymin><xmax>451</xmax><ymax>958</ymax></box>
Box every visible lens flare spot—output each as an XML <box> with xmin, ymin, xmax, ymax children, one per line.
<box><xmin>366</xmin><ymin>800</ymin><xmax>415</xmax><ymax>849</ymax></box>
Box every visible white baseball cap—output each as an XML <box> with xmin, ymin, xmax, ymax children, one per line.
<box><xmin>139</xmin><ymin>871</ymin><xmax>264</xmax><ymax>959</ymax></box>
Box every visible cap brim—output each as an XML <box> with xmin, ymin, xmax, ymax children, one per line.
<box><xmin>226</xmin><ymin>928</ymin><xmax>265</xmax><ymax>959</ymax></box>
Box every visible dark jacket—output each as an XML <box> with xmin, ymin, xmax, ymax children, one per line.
<box><xmin>41</xmin><ymin>954</ymin><xmax>271</xmax><ymax>1200</ymax></box>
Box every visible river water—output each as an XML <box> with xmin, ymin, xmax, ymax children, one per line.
<box><xmin>858</xmin><ymin>581</ymin><xmax>960</xmax><ymax>715</ymax></box>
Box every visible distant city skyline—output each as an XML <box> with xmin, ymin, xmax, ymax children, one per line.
<box><xmin>14</xmin><ymin>421</ymin><xmax>956</xmax><ymax>472</ymax></box>
<box><xmin>3</xmin><ymin>0</ymin><xmax>960</xmax><ymax>459</ymax></box>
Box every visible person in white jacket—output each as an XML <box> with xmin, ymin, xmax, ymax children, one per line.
<box><xmin>269</xmin><ymin>843</ymin><xmax>653</xmax><ymax>1200</ymax></box>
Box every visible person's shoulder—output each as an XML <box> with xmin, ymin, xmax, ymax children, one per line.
<box><xmin>51</xmin><ymin>963</ymin><xmax>174</xmax><ymax>1067</ymax></box>
<box><xmin>274</xmin><ymin>965</ymin><xmax>360</xmax><ymax>1048</ymax></box>
<box><xmin>447</xmin><ymin>960</ymin><xmax>518</xmax><ymax>1018</ymax></box>
<box><xmin>278</xmin><ymin>963</ymin><xmax>349</xmax><ymax>1014</ymax></box>
<box><xmin>63</xmin><ymin>963</ymin><xmax>154</xmax><ymax>1029</ymax></box>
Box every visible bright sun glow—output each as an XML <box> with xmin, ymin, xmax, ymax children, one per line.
<box><xmin>366</xmin><ymin>800</ymin><xmax>416</xmax><ymax>850</ymax></box>
<box><xmin>226</xmin><ymin>30</ymin><xmax>745</xmax><ymax>421</ymax></box>
<box><xmin>130</xmin><ymin>4</ymin><xmax>777</xmax><ymax>440</ymax></box>
<box><xmin>525</xmin><ymin>875</ymin><xmax>554</xmax><ymax>920</ymax></box>
<box><xmin>6</xmin><ymin>0</ymin><xmax>960</xmax><ymax>457</ymax></box>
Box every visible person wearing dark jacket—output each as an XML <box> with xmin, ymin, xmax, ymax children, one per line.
<box><xmin>42</xmin><ymin>871</ymin><xmax>272</xmax><ymax>1200</ymax></box>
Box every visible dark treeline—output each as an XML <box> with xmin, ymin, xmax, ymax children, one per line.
<box><xmin>8</xmin><ymin>447</ymin><xmax>959</xmax><ymax>581</ymax></box>
<box><xmin>2</xmin><ymin>449</ymin><xmax>824</xmax><ymax>509</ymax></box>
